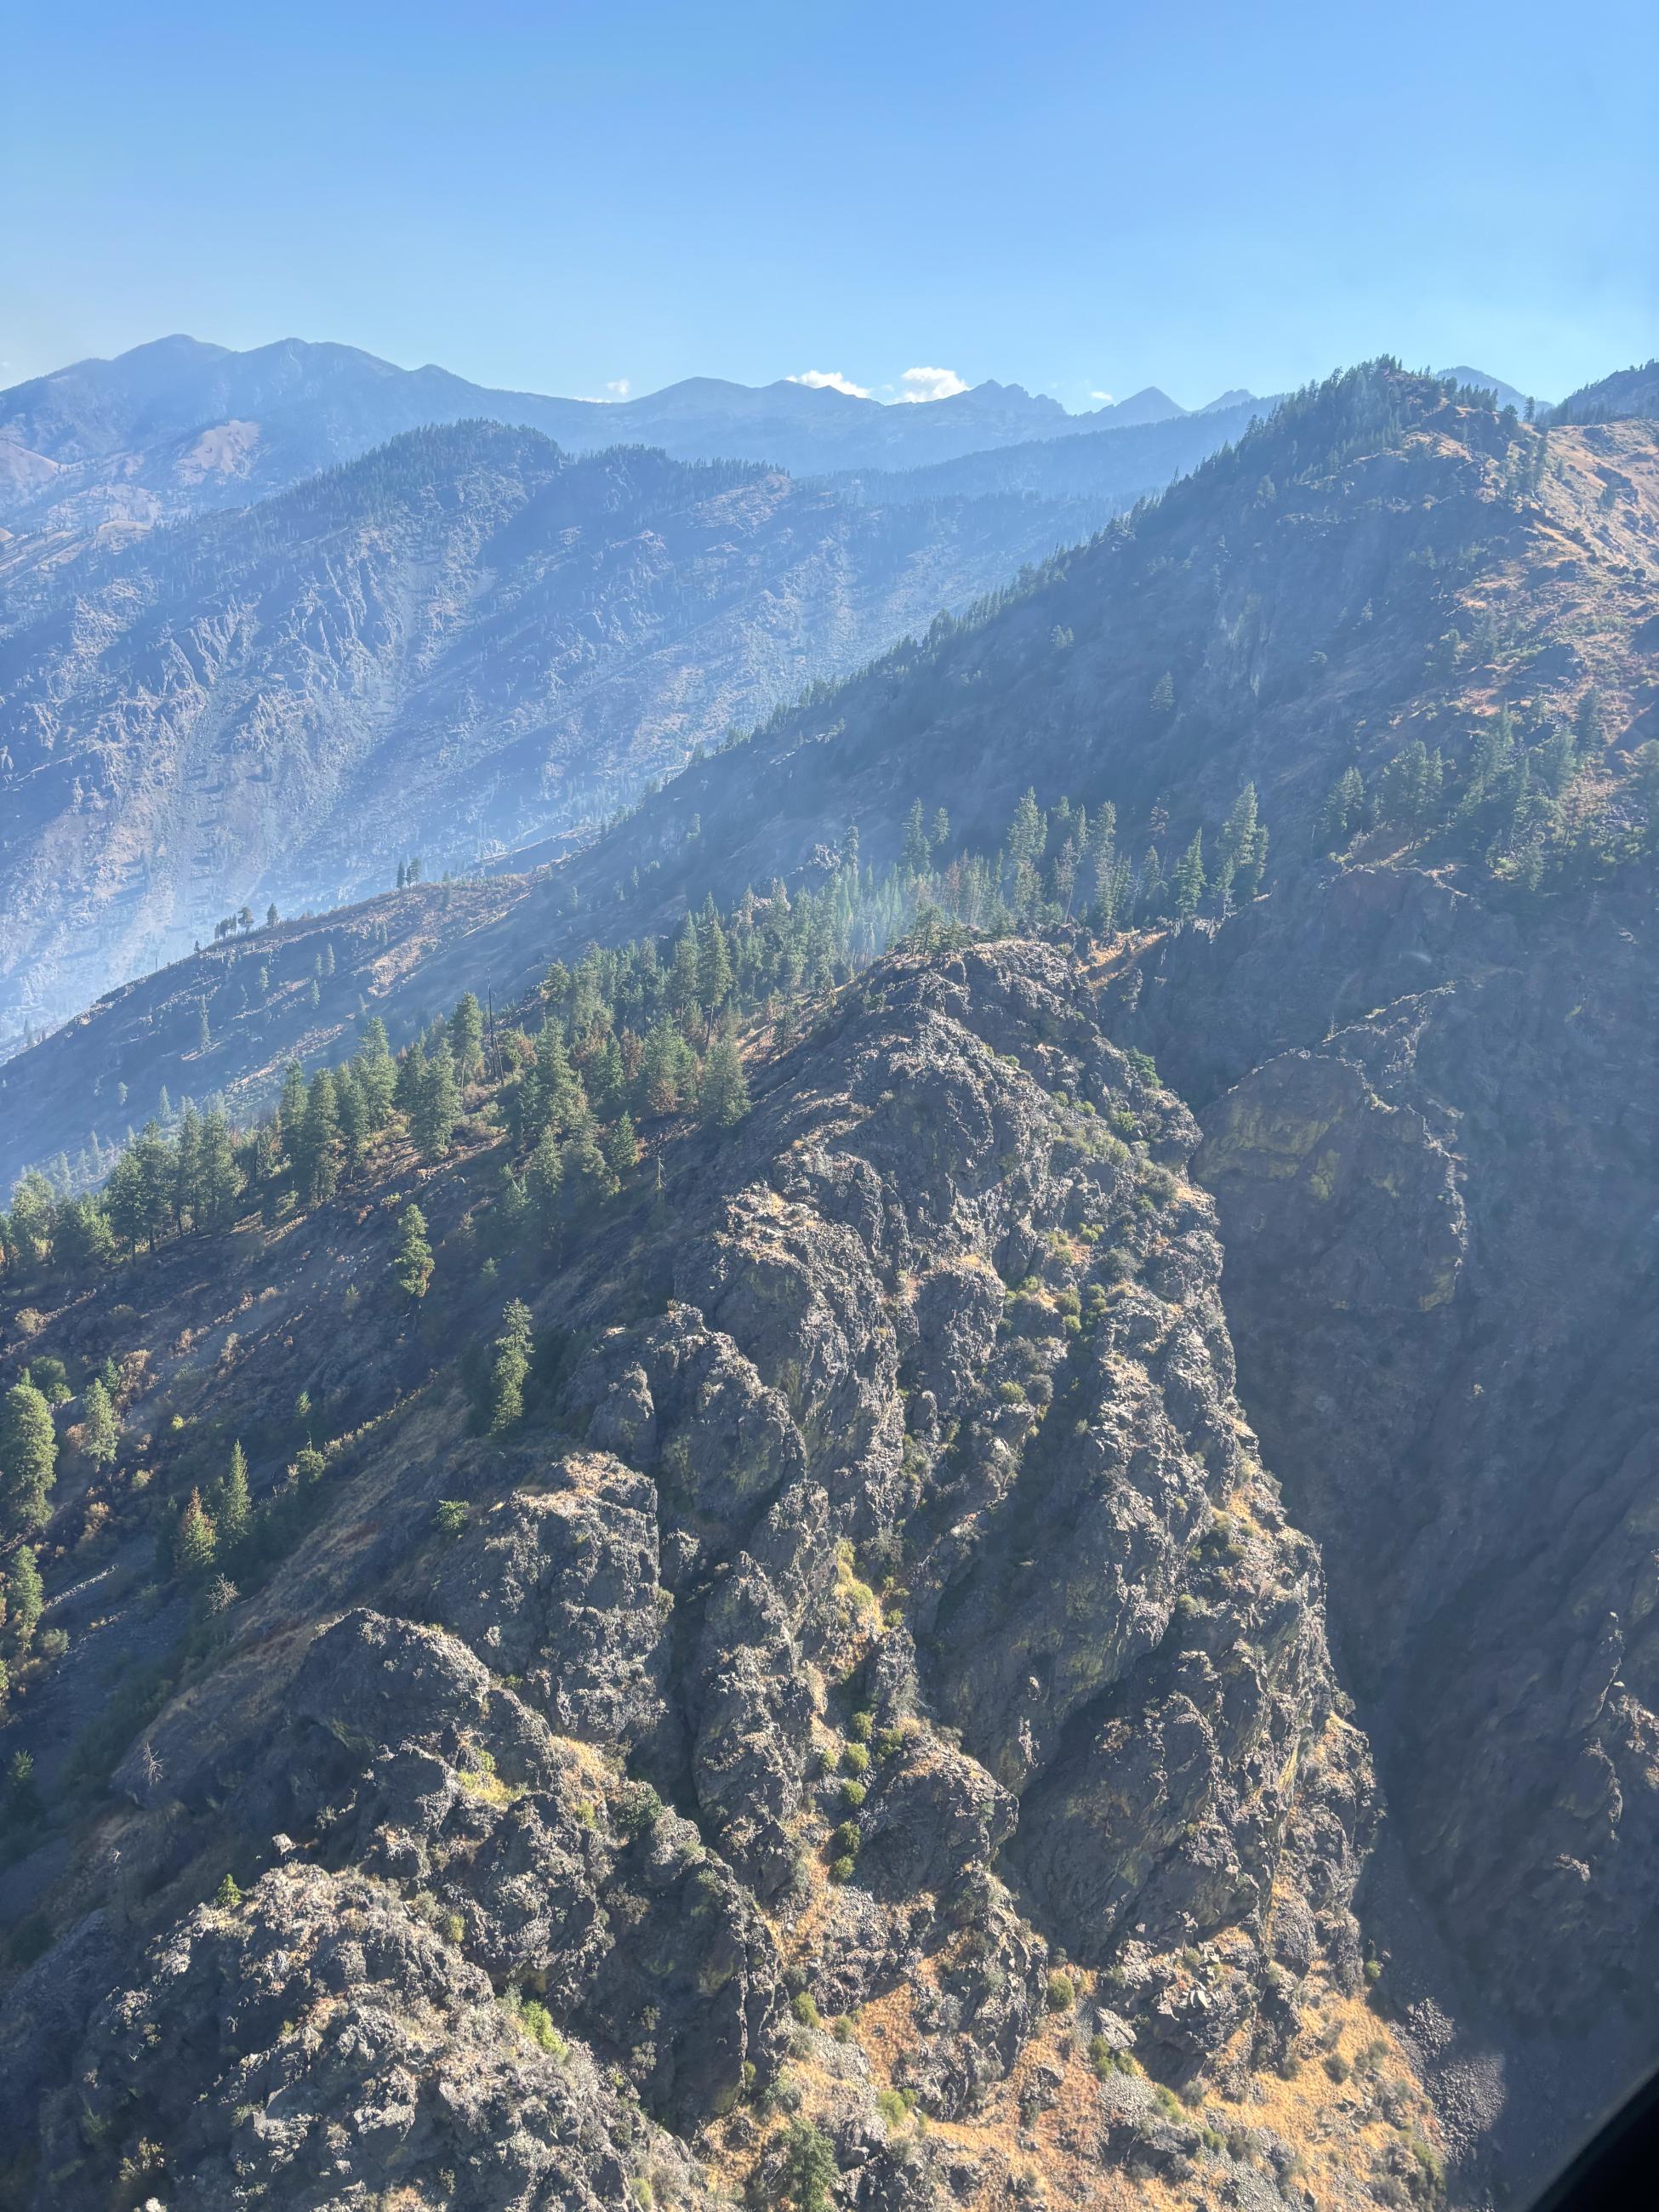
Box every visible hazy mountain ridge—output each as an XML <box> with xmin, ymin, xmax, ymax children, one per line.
<box><xmin>0</xmin><ymin>336</ymin><xmax>1244</xmax><ymax>537</ymax></box>
<box><xmin>0</xmin><ymin>420</ymin><xmax>1116</xmax><ymax>1054</ymax></box>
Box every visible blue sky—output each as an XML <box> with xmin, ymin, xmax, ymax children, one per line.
<box><xmin>3</xmin><ymin>0</ymin><xmax>1654</xmax><ymax>408</ymax></box>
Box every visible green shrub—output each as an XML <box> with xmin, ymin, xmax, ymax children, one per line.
<box><xmin>841</xmin><ymin>1742</ymin><xmax>869</xmax><ymax>1776</ymax></box>
<box><xmin>790</xmin><ymin>1989</ymin><xmax>821</xmax><ymax>2028</ymax></box>
<box><xmin>613</xmin><ymin>1779</ymin><xmax>663</xmax><ymax>1836</ymax></box>
<box><xmin>433</xmin><ymin>1499</ymin><xmax>470</xmax><ymax>1536</ymax></box>
<box><xmin>829</xmin><ymin>1854</ymin><xmax>856</xmax><ymax>1884</ymax></box>
<box><xmin>1046</xmin><ymin>1969</ymin><xmax>1075</xmax><ymax>2012</ymax></box>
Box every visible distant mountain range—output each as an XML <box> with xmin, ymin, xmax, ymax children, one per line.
<box><xmin>0</xmin><ymin>335</ymin><xmax>1251</xmax><ymax>534</ymax></box>
<box><xmin>0</xmin><ymin>422</ymin><xmax>1120</xmax><ymax>1052</ymax></box>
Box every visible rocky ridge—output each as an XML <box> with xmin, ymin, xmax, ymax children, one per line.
<box><xmin>0</xmin><ymin>944</ymin><xmax>1436</xmax><ymax>2208</ymax></box>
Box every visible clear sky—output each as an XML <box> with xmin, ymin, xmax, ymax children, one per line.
<box><xmin>3</xmin><ymin>0</ymin><xmax>1655</xmax><ymax>409</ymax></box>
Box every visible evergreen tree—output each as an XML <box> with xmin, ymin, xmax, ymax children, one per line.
<box><xmin>931</xmin><ymin>807</ymin><xmax>950</xmax><ymax>852</ymax></box>
<box><xmin>279</xmin><ymin>1062</ymin><xmax>308</xmax><ymax>1155</ymax></box>
<box><xmin>640</xmin><ymin>1017</ymin><xmax>694</xmax><ymax>1116</ymax></box>
<box><xmin>6</xmin><ymin>1172</ymin><xmax>54</xmax><ymax>1266</ymax></box>
<box><xmin>526</xmin><ymin>1126</ymin><xmax>565</xmax><ymax>1232</ymax></box>
<box><xmin>174</xmin><ymin>1488</ymin><xmax>218</xmax><ymax>1578</ymax></box>
<box><xmin>196</xmin><ymin>1001</ymin><xmax>212</xmax><ymax>1053</ymax></box>
<box><xmin>1217</xmin><ymin>784</ymin><xmax>1269</xmax><ymax>904</ymax></box>
<box><xmin>1319</xmin><ymin>767</ymin><xmax>1365</xmax><ymax>849</ymax></box>
<box><xmin>298</xmin><ymin>1068</ymin><xmax>342</xmax><ymax>1204</ymax></box>
<box><xmin>394</xmin><ymin>1033</ymin><xmax>426</xmax><ymax>1117</ymax></box>
<box><xmin>698</xmin><ymin>915</ymin><xmax>734</xmax><ymax>1018</ymax></box>
<box><xmin>174</xmin><ymin>1105</ymin><xmax>202</xmax><ymax>1229</ymax></box>
<box><xmin>214</xmin><ymin>1441</ymin><xmax>253</xmax><ymax>1549</ymax></box>
<box><xmin>195</xmin><ymin>1108</ymin><xmax>244</xmax><ymax>1232</ymax></box>
<box><xmin>448</xmin><ymin>992</ymin><xmax>485</xmax><ymax>1081</ymax></box>
<box><xmin>1173</xmin><ymin>830</ymin><xmax>1206</xmax><ymax>918</ymax></box>
<box><xmin>392</xmin><ymin>1204</ymin><xmax>435</xmax><ymax>1300</ymax></box>
<box><xmin>699</xmin><ymin>1037</ymin><xmax>750</xmax><ymax>1127</ymax></box>
<box><xmin>413</xmin><ymin>1042</ymin><xmax>460</xmax><ymax>1161</ymax></box>
<box><xmin>1149</xmin><ymin>670</ymin><xmax>1175</xmax><ymax>716</ymax></box>
<box><xmin>602</xmin><ymin>1112</ymin><xmax>640</xmax><ymax>1180</ymax></box>
<box><xmin>1</xmin><ymin>1380</ymin><xmax>57</xmax><ymax>1538</ymax></box>
<box><xmin>356</xmin><ymin>1019</ymin><xmax>398</xmax><ymax>1127</ymax></box>
<box><xmin>564</xmin><ymin>1125</ymin><xmax>620</xmax><ymax>1210</ymax></box>
<box><xmin>1137</xmin><ymin>846</ymin><xmax>1166</xmax><ymax>921</ymax></box>
<box><xmin>487</xmin><ymin>1300</ymin><xmax>534</xmax><ymax>1434</ymax></box>
<box><xmin>902</xmin><ymin>799</ymin><xmax>930</xmax><ymax>874</ymax></box>
<box><xmin>781</xmin><ymin>2120</ymin><xmax>836</xmax><ymax>2212</ymax></box>
<box><xmin>7</xmin><ymin>1546</ymin><xmax>43</xmax><ymax>1650</ymax></box>
<box><xmin>265</xmin><ymin>903</ymin><xmax>279</xmax><ymax>928</ymax></box>
<box><xmin>81</xmin><ymin>1377</ymin><xmax>119</xmax><ymax>1468</ymax></box>
<box><xmin>54</xmin><ymin>1194</ymin><xmax>116</xmax><ymax>1275</ymax></box>
<box><xmin>669</xmin><ymin>920</ymin><xmax>703</xmax><ymax>1023</ymax></box>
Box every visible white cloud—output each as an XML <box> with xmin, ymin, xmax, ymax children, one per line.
<box><xmin>1090</xmin><ymin>390</ymin><xmax>1115</xmax><ymax>404</ymax></box>
<box><xmin>787</xmin><ymin>368</ymin><xmax>871</xmax><ymax>398</ymax></box>
<box><xmin>896</xmin><ymin>365</ymin><xmax>970</xmax><ymax>403</ymax></box>
<box><xmin>606</xmin><ymin>379</ymin><xmax>630</xmax><ymax>399</ymax></box>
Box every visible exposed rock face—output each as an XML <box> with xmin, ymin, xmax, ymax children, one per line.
<box><xmin>1110</xmin><ymin>862</ymin><xmax>1659</xmax><ymax>2159</ymax></box>
<box><xmin>0</xmin><ymin>944</ymin><xmax>1419</xmax><ymax>2207</ymax></box>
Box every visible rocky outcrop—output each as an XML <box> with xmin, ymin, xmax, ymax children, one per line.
<box><xmin>0</xmin><ymin>942</ymin><xmax>1411</xmax><ymax>2207</ymax></box>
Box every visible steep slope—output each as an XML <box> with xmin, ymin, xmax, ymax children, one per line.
<box><xmin>0</xmin><ymin>336</ymin><xmax>1242</xmax><ymax>535</ymax></box>
<box><xmin>0</xmin><ymin>421</ymin><xmax>1109</xmax><ymax>1052</ymax></box>
<box><xmin>0</xmin><ymin>944</ymin><xmax>1435</xmax><ymax>2209</ymax></box>
<box><xmin>1553</xmin><ymin>359</ymin><xmax>1659</xmax><ymax>425</ymax></box>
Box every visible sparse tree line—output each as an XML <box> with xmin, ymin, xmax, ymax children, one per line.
<box><xmin>1316</xmin><ymin>692</ymin><xmax>1659</xmax><ymax>892</ymax></box>
<box><xmin>2</xmin><ymin>778</ymin><xmax>1277</xmax><ymax>1303</ymax></box>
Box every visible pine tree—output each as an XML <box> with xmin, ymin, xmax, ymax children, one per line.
<box><xmin>197</xmin><ymin>1001</ymin><xmax>212</xmax><ymax>1053</ymax></box>
<box><xmin>1</xmin><ymin>1380</ymin><xmax>57</xmax><ymax>1538</ymax></box>
<box><xmin>356</xmin><ymin>1018</ymin><xmax>398</xmax><ymax>1127</ymax></box>
<box><xmin>526</xmin><ymin>1126</ymin><xmax>565</xmax><ymax>1232</ymax></box>
<box><xmin>1217</xmin><ymin>784</ymin><xmax>1269</xmax><ymax>904</ymax></box>
<box><xmin>81</xmin><ymin>1377</ymin><xmax>119</xmax><ymax>1468</ymax></box>
<box><xmin>902</xmin><ymin>800</ymin><xmax>929</xmax><ymax>874</ymax></box>
<box><xmin>602</xmin><ymin>1113</ymin><xmax>640</xmax><ymax>1180</ymax></box>
<box><xmin>487</xmin><ymin>1300</ymin><xmax>534</xmax><ymax>1434</ymax></box>
<box><xmin>6</xmin><ymin>1547</ymin><xmax>43</xmax><ymax>1650</ymax></box>
<box><xmin>53</xmin><ymin>1194</ymin><xmax>116</xmax><ymax>1275</ymax></box>
<box><xmin>931</xmin><ymin>807</ymin><xmax>950</xmax><ymax>853</ymax></box>
<box><xmin>265</xmin><ymin>903</ymin><xmax>279</xmax><ymax>927</ymax></box>
<box><xmin>297</xmin><ymin>1068</ymin><xmax>342</xmax><ymax>1204</ymax></box>
<box><xmin>413</xmin><ymin>1043</ymin><xmax>460</xmax><ymax>1161</ymax></box>
<box><xmin>6</xmin><ymin>1172</ymin><xmax>54</xmax><ymax>1266</ymax></box>
<box><xmin>1150</xmin><ymin>670</ymin><xmax>1175</xmax><ymax>717</ymax></box>
<box><xmin>448</xmin><ymin>992</ymin><xmax>485</xmax><ymax>1081</ymax></box>
<box><xmin>174</xmin><ymin>1488</ymin><xmax>218</xmax><ymax>1579</ymax></box>
<box><xmin>279</xmin><ymin>1062</ymin><xmax>308</xmax><ymax>1155</ymax></box>
<box><xmin>1319</xmin><ymin>767</ymin><xmax>1365</xmax><ymax>849</ymax></box>
<box><xmin>214</xmin><ymin>1441</ymin><xmax>253</xmax><ymax>1549</ymax></box>
<box><xmin>669</xmin><ymin>920</ymin><xmax>703</xmax><ymax>1023</ymax></box>
<box><xmin>195</xmin><ymin>1108</ymin><xmax>243</xmax><ymax>1232</ymax></box>
<box><xmin>1173</xmin><ymin>830</ymin><xmax>1206</xmax><ymax>918</ymax></box>
<box><xmin>392</xmin><ymin>1204</ymin><xmax>435</xmax><ymax>1299</ymax></box>
<box><xmin>698</xmin><ymin>916</ymin><xmax>734</xmax><ymax>1018</ymax></box>
<box><xmin>699</xmin><ymin>1037</ymin><xmax>750</xmax><ymax>1127</ymax></box>
<box><xmin>174</xmin><ymin>1105</ymin><xmax>202</xmax><ymax>1229</ymax></box>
